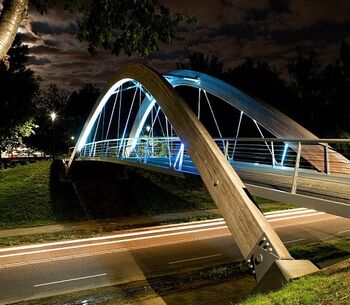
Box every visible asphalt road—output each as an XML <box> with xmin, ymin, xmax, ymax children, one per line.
<box><xmin>0</xmin><ymin>208</ymin><xmax>349</xmax><ymax>304</ymax></box>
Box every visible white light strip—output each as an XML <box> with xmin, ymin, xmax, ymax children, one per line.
<box><xmin>0</xmin><ymin>221</ymin><xmax>226</xmax><ymax>254</ymax></box>
<box><xmin>268</xmin><ymin>212</ymin><xmax>324</xmax><ymax>222</ymax></box>
<box><xmin>0</xmin><ymin>226</ymin><xmax>227</xmax><ymax>259</ymax></box>
<box><xmin>77</xmin><ymin>78</ymin><xmax>132</xmax><ymax>151</ymax></box>
<box><xmin>264</xmin><ymin>208</ymin><xmax>307</xmax><ymax>215</ymax></box>
<box><xmin>265</xmin><ymin>209</ymin><xmax>320</xmax><ymax>219</ymax></box>
<box><xmin>131</xmin><ymin>98</ymin><xmax>157</xmax><ymax>150</ymax></box>
<box><xmin>0</xmin><ymin>208</ymin><xmax>320</xmax><ymax>254</ymax></box>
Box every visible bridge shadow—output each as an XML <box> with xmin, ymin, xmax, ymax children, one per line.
<box><xmin>68</xmin><ymin>161</ymin><xmax>262</xmax><ymax>304</ymax></box>
<box><xmin>70</xmin><ymin>160</ymin><xmax>215</xmax><ymax>219</ymax></box>
<box><xmin>48</xmin><ymin>160</ymin><xmax>86</xmax><ymax>222</ymax></box>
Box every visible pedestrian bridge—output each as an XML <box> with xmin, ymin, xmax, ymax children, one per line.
<box><xmin>68</xmin><ymin>63</ymin><xmax>350</xmax><ymax>290</ymax></box>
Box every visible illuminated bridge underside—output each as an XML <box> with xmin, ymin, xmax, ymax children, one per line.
<box><xmin>76</xmin><ymin>156</ymin><xmax>350</xmax><ymax>219</ymax></box>
<box><xmin>68</xmin><ymin>64</ymin><xmax>327</xmax><ymax>288</ymax></box>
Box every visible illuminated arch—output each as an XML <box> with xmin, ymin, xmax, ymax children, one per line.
<box><xmin>68</xmin><ymin>63</ymin><xmax>319</xmax><ymax>285</ymax></box>
<box><xmin>127</xmin><ymin>69</ymin><xmax>350</xmax><ymax>174</ymax></box>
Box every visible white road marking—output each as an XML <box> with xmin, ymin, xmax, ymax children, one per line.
<box><xmin>338</xmin><ymin>229</ymin><xmax>350</xmax><ymax>234</ymax></box>
<box><xmin>284</xmin><ymin>238</ymin><xmax>306</xmax><ymax>244</ymax></box>
<box><xmin>169</xmin><ymin>253</ymin><xmax>223</xmax><ymax>265</ymax></box>
<box><xmin>34</xmin><ymin>273</ymin><xmax>107</xmax><ymax>287</ymax></box>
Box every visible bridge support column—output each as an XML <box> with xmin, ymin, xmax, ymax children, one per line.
<box><xmin>253</xmin><ymin>258</ymin><xmax>318</xmax><ymax>292</ymax></box>
<box><xmin>246</xmin><ymin>233</ymin><xmax>318</xmax><ymax>291</ymax></box>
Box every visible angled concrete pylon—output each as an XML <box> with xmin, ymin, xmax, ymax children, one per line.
<box><xmin>68</xmin><ymin>63</ymin><xmax>318</xmax><ymax>290</ymax></box>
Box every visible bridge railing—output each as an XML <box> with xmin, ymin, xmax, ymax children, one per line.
<box><xmin>72</xmin><ymin>137</ymin><xmax>350</xmax><ymax>194</ymax></box>
<box><xmin>74</xmin><ymin>137</ymin><xmax>350</xmax><ymax>178</ymax></box>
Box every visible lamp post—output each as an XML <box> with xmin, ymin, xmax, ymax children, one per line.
<box><xmin>50</xmin><ymin>112</ymin><xmax>56</xmax><ymax>158</ymax></box>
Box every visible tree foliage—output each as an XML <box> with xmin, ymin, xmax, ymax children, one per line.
<box><xmin>0</xmin><ymin>35</ymin><xmax>40</xmax><ymax>151</ymax></box>
<box><xmin>177</xmin><ymin>52</ymin><xmax>223</xmax><ymax>77</ymax></box>
<box><xmin>178</xmin><ymin>43</ymin><xmax>350</xmax><ymax>138</ymax></box>
<box><xmin>30</xmin><ymin>0</ymin><xmax>196</xmax><ymax>57</ymax></box>
<box><xmin>0</xmin><ymin>119</ymin><xmax>38</xmax><ymax>155</ymax></box>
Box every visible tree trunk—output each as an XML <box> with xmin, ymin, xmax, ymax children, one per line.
<box><xmin>0</xmin><ymin>0</ymin><xmax>28</xmax><ymax>61</ymax></box>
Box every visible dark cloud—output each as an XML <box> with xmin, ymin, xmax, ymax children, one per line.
<box><xmin>272</xmin><ymin>21</ymin><xmax>350</xmax><ymax>45</ymax></box>
<box><xmin>31</xmin><ymin>21</ymin><xmax>78</xmax><ymax>35</ymax></box>
<box><xmin>15</xmin><ymin>0</ymin><xmax>350</xmax><ymax>91</ymax></box>
<box><xmin>28</xmin><ymin>56</ymin><xmax>51</xmax><ymax>66</ymax></box>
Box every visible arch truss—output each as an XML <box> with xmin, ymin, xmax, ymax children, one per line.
<box><xmin>68</xmin><ymin>63</ymin><xmax>345</xmax><ymax>289</ymax></box>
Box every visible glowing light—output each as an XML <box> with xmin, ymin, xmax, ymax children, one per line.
<box><xmin>281</xmin><ymin>143</ymin><xmax>288</xmax><ymax>166</ymax></box>
<box><xmin>146</xmin><ymin>125</ymin><xmax>151</xmax><ymax>132</ymax></box>
<box><xmin>129</xmin><ymin>98</ymin><xmax>157</xmax><ymax>150</ymax></box>
<box><xmin>183</xmin><ymin>76</ymin><xmax>200</xmax><ymax>84</ymax></box>
<box><xmin>71</xmin><ymin>136</ymin><xmax>75</xmax><ymax>140</ymax></box>
<box><xmin>174</xmin><ymin>143</ymin><xmax>185</xmax><ymax>170</ymax></box>
<box><xmin>50</xmin><ymin>112</ymin><xmax>57</xmax><ymax>122</ymax></box>
<box><xmin>76</xmin><ymin>78</ymin><xmax>132</xmax><ymax>151</ymax></box>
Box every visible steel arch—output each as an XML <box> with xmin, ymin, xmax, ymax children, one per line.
<box><xmin>127</xmin><ymin>69</ymin><xmax>350</xmax><ymax>174</ymax></box>
<box><xmin>68</xmin><ymin>63</ymin><xmax>318</xmax><ymax>287</ymax></box>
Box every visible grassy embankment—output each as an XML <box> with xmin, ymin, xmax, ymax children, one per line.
<box><xmin>0</xmin><ymin>161</ymin><xmax>297</xmax><ymax>246</ymax></box>
<box><xmin>0</xmin><ymin>160</ymin><xmax>84</xmax><ymax>229</ymax></box>
<box><xmin>239</xmin><ymin>261</ymin><xmax>350</xmax><ymax>305</ymax></box>
<box><xmin>0</xmin><ymin>161</ymin><xmax>295</xmax><ymax>230</ymax></box>
<box><xmin>0</xmin><ymin>160</ymin><xmax>296</xmax><ymax>246</ymax></box>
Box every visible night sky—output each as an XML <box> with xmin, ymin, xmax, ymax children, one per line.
<box><xmin>7</xmin><ymin>0</ymin><xmax>350</xmax><ymax>90</ymax></box>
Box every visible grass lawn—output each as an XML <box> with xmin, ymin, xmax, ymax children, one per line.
<box><xmin>0</xmin><ymin>161</ymin><xmax>296</xmax><ymax>230</ymax></box>
<box><xmin>238</xmin><ymin>260</ymin><xmax>350</xmax><ymax>305</ymax></box>
<box><xmin>0</xmin><ymin>160</ymin><xmax>84</xmax><ymax>228</ymax></box>
<box><xmin>136</xmin><ymin>169</ymin><xmax>297</xmax><ymax>214</ymax></box>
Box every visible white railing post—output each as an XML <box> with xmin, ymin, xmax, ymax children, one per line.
<box><xmin>224</xmin><ymin>140</ymin><xmax>229</xmax><ymax>159</ymax></box>
<box><xmin>324</xmin><ymin>145</ymin><xmax>330</xmax><ymax>174</ymax></box>
<box><xmin>291</xmin><ymin>142</ymin><xmax>301</xmax><ymax>194</ymax></box>
<box><xmin>271</xmin><ymin>141</ymin><xmax>276</xmax><ymax>167</ymax></box>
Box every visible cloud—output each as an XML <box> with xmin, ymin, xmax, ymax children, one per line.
<box><xmin>13</xmin><ymin>0</ymin><xmax>349</xmax><ymax>92</ymax></box>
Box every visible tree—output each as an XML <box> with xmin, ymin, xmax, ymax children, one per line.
<box><xmin>0</xmin><ymin>35</ymin><xmax>40</xmax><ymax>146</ymax></box>
<box><xmin>27</xmin><ymin>82</ymin><xmax>101</xmax><ymax>154</ymax></box>
<box><xmin>226</xmin><ymin>58</ymin><xmax>295</xmax><ymax>117</ymax></box>
<box><xmin>285</xmin><ymin>44</ymin><xmax>350</xmax><ymax>137</ymax></box>
<box><xmin>0</xmin><ymin>0</ymin><xmax>28</xmax><ymax>63</ymax></box>
<box><xmin>0</xmin><ymin>119</ymin><xmax>38</xmax><ymax>156</ymax></box>
<box><xmin>0</xmin><ymin>0</ymin><xmax>196</xmax><ymax>61</ymax></box>
<box><xmin>177</xmin><ymin>52</ymin><xmax>224</xmax><ymax>77</ymax></box>
<box><xmin>65</xmin><ymin>83</ymin><xmax>101</xmax><ymax>139</ymax></box>
<box><xmin>316</xmin><ymin>41</ymin><xmax>350</xmax><ymax>136</ymax></box>
<box><xmin>28</xmin><ymin>84</ymin><xmax>69</xmax><ymax>154</ymax></box>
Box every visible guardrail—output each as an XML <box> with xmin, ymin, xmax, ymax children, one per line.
<box><xmin>71</xmin><ymin>137</ymin><xmax>350</xmax><ymax>193</ymax></box>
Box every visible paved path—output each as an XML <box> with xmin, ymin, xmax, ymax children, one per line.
<box><xmin>0</xmin><ymin>208</ymin><xmax>349</xmax><ymax>304</ymax></box>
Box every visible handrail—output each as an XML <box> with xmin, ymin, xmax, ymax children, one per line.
<box><xmin>73</xmin><ymin>137</ymin><xmax>350</xmax><ymax>148</ymax></box>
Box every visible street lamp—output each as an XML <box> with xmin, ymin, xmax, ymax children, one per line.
<box><xmin>49</xmin><ymin>112</ymin><xmax>57</xmax><ymax>158</ymax></box>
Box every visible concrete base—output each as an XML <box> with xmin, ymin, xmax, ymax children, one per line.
<box><xmin>254</xmin><ymin>259</ymin><xmax>319</xmax><ymax>293</ymax></box>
